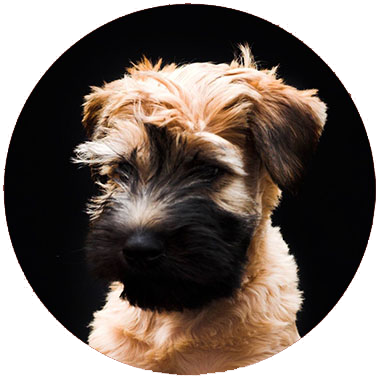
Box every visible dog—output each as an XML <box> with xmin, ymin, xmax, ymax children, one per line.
<box><xmin>74</xmin><ymin>46</ymin><xmax>326</xmax><ymax>374</ymax></box>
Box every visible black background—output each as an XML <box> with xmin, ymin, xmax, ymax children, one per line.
<box><xmin>4</xmin><ymin>5</ymin><xmax>375</xmax><ymax>343</ymax></box>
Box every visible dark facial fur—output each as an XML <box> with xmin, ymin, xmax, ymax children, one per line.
<box><xmin>85</xmin><ymin>124</ymin><xmax>258</xmax><ymax>312</ymax></box>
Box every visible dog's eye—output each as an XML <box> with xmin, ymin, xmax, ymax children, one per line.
<box><xmin>114</xmin><ymin>159</ymin><xmax>136</xmax><ymax>180</ymax></box>
<box><xmin>118</xmin><ymin>161</ymin><xmax>134</xmax><ymax>175</ymax></box>
<box><xmin>210</xmin><ymin>166</ymin><xmax>222</xmax><ymax>177</ymax></box>
<box><xmin>199</xmin><ymin>164</ymin><xmax>227</xmax><ymax>181</ymax></box>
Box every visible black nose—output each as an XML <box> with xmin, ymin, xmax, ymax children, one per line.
<box><xmin>122</xmin><ymin>231</ymin><xmax>164</xmax><ymax>265</ymax></box>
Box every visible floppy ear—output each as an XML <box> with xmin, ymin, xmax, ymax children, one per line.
<box><xmin>247</xmin><ymin>77</ymin><xmax>327</xmax><ymax>191</ymax></box>
<box><xmin>82</xmin><ymin>86</ymin><xmax>111</xmax><ymax>137</ymax></box>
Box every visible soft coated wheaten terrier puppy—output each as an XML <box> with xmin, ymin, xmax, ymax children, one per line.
<box><xmin>74</xmin><ymin>46</ymin><xmax>326</xmax><ymax>374</ymax></box>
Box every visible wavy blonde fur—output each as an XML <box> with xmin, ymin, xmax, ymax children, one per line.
<box><xmin>80</xmin><ymin>47</ymin><xmax>327</xmax><ymax>374</ymax></box>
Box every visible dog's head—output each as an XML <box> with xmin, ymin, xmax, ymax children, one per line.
<box><xmin>75</xmin><ymin>47</ymin><xmax>326</xmax><ymax>312</ymax></box>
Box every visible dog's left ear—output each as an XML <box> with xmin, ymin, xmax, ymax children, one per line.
<box><xmin>246</xmin><ymin>77</ymin><xmax>327</xmax><ymax>191</ymax></box>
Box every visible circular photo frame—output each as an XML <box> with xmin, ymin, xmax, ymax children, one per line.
<box><xmin>4</xmin><ymin>4</ymin><xmax>375</xmax><ymax>375</ymax></box>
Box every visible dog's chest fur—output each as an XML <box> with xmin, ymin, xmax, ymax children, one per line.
<box><xmin>88</xmin><ymin>223</ymin><xmax>301</xmax><ymax>374</ymax></box>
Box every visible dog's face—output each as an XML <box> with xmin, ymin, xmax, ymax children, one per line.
<box><xmin>75</xmin><ymin>47</ymin><xmax>326</xmax><ymax>312</ymax></box>
<box><xmin>81</xmin><ymin>124</ymin><xmax>258</xmax><ymax>311</ymax></box>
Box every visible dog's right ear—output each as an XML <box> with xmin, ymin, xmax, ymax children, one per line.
<box><xmin>82</xmin><ymin>86</ymin><xmax>111</xmax><ymax>137</ymax></box>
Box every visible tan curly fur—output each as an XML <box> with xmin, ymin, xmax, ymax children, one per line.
<box><xmin>75</xmin><ymin>46</ymin><xmax>327</xmax><ymax>374</ymax></box>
